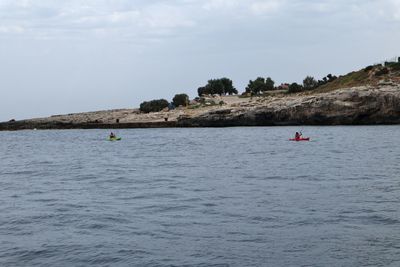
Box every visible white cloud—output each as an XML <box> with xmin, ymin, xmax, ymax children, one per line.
<box><xmin>0</xmin><ymin>1</ymin><xmax>196</xmax><ymax>40</ymax></box>
<box><xmin>0</xmin><ymin>0</ymin><xmax>399</xmax><ymax>41</ymax></box>
<box><xmin>250</xmin><ymin>1</ymin><xmax>283</xmax><ymax>15</ymax></box>
<box><xmin>203</xmin><ymin>0</ymin><xmax>241</xmax><ymax>10</ymax></box>
<box><xmin>389</xmin><ymin>0</ymin><xmax>400</xmax><ymax>20</ymax></box>
<box><xmin>203</xmin><ymin>0</ymin><xmax>283</xmax><ymax>15</ymax></box>
<box><xmin>141</xmin><ymin>4</ymin><xmax>195</xmax><ymax>29</ymax></box>
<box><xmin>0</xmin><ymin>25</ymin><xmax>25</xmax><ymax>34</ymax></box>
<box><xmin>73</xmin><ymin>10</ymin><xmax>141</xmax><ymax>28</ymax></box>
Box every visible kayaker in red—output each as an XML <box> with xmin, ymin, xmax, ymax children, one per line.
<box><xmin>290</xmin><ymin>132</ymin><xmax>310</xmax><ymax>141</ymax></box>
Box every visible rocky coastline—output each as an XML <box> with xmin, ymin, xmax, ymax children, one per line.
<box><xmin>177</xmin><ymin>85</ymin><xmax>400</xmax><ymax>127</ymax></box>
<box><xmin>1</xmin><ymin>85</ymin><xmax>400</xmax><ymax>131</ymax></box>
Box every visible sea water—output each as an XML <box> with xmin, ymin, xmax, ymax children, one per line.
<box><xmin>0</xmin><ymin>126</ymin><xmax>399</xmax><ymax>266</ymax></box>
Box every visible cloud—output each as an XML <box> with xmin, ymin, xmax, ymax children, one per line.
<box><xmin>0</xmin><ymin>0</ymin><xmax>399</xmax><ymax>41</ymax></box>
<box><xmin>250</xmin><ymin>1</ymin><xmax>283</xmax><ymax>15</ymax></box>
<box><xmin>202</xmin><ymin>0</ymin><xmax>284</xmax><ymax>16</ymax></box>
<box><xmin>141</xmin><ymin>4</ymin><xmax>195</xmax><ymax>29</ymax></box>
<box><xmin>73</xmin><ymin>10</ymin><xmax>141</xmax><ymax>28</ymax></box>
<box><xmin>0</xmin><ymin>25</ymin><xmax>25</xmax><ymax>34</ymax></box>
<box><xmin>0</xmin><ymin>1</ymin><xmax>196</xmax><ymax>40</ymax></box>
<box><xmin>389</xmin><ymin>0</ymin><xmax>400</xmax><ymax>20</ymax></box>
<box><xmin>203</xmin><ymin>0</ymin><xmax>241</xmax><ymax>10</ymax></box>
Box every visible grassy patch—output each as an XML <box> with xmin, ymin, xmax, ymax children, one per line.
<box><xmin>314</xmin><ymin>70</ymin><xmax>370</xmax><ymax>93</ymax></box>
<box><xmin>188</xmin><ymin>104</ymin><xmax>202</xmax><ymax>110</ymax></box>
<box><xmin>389</xmin><ymin>62</ymin><xmax>400</xmax><ymax>71</ymax></box>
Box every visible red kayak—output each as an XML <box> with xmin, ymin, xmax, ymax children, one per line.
<box><xmin>289</xmin><ymin>137</ymin><xmax>310</xmax><ymax>141</ymax></box>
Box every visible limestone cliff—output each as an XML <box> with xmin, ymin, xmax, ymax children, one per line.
<box><xmin>176</xmin><ymin>85</ymin><xmax>400</xmax><ymax>126</ymax></box>
<box><xmin>1</xmin><ymin>85</ymin><xmax>399</xmax><ymax>131</ymax></box>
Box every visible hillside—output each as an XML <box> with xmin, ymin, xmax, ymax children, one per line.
<box><xmin>312</xmin><ymin>62</ymin><xmax>400</xmax><ymax>93</ymax></box>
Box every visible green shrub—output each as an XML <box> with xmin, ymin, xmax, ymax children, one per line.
<box><xmin>375</xmin><ymin>67</ymin><xmax>389</xmax><ymax>76</ymax></box>
<box><xmin>364</xmin><ymin>65</ymin><xmax>374</xmax><ymax>72</ymax></box>
<box><xmin>140</xmin><ymin>99</ymin><xmax>169</xmax><ymax>113</ymax></box>
<box><xmin>288</xmin><ymin>83</ymin><xmax>303</xmax><ymax>93</ymax></box>
<box><xmin>172</xmin><ymin>93</ymin><xmax>189</xmax><ymax>107</ymax></box>
<box><xmin>389</xmin><ymin>62</ymin><xmax>400</xmax><ymax>71</ymax></box>
<box><xmin>303</xmin><ymin>76</ymin><xmax>318</xmax><ymax>90</ymax></box>
<box><xmin>188</xmin><ymin>104</ymin><xmax>201</xmax><ymax>109</ymax></box>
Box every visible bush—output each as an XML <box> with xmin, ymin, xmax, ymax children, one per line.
<box><xmin>303</xmin><ymin>76</ymin><xmax>318</xmax><ymax>90</ymax></box>
<box><xmin>364</xmin><ymin>65</ymin><xmax>374</xmax><ymax>72</ymax></box>
<box><xmin>375</xmin><ymin>67</ymin><xmax>389</xmax><ymax>76</ymax></box>
<box><xmin>288</xmin><ymin>83</ymin><xmax>303</xmax><ymax>93</ymax></box>
<box><xmin>172</xmin><ymin>93</ymin><xmax>189</xmax><ymax>107</ymax></box>
<box><xmin>140</xmin><ymin>99</ymin><xmax>169</xmax><ymax>113</ymax></box>
<box><xmin>391</xmin><ymin>63</ymin><xmax>400</xmax><ymax>71</ymax></box>
<box><xmin>326</xmin><ymin>74</ymin><xmax>337</xmax><ymax>82</ymax></box>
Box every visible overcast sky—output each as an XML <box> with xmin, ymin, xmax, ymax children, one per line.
<box><xmin>1</xmin><ymin>0</ymin><xmax>400</xmax><ymax>121</ymax></box>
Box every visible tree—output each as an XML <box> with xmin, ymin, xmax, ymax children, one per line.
<box><xmin>246</xmin><ymin>77</ymin><xmax>265</xmax><ymax>95</ymax></box>
<box><xmin>220</xmin><ymin>77</ymin><xmax>238</xmax><ymax>95</ymax></box>
<box><xmin>245</xmin><ymin>77</ymin><xmax>275</xmax><ymax>95</ymax></box>
<box><xmin>288</xmin><ymin>83</ymin><xmax>303</xmax><ymax>93</ymax></box>
<box><xmin>139</xmin><ymin>99</ymin><xmax>169</xmax><ymax>113</ymax></box>
<box><xmin>326</xmin><ymin>74</ymin><xmax>337</xmax><ymax>82</ymax></box>
<box><xmin>198</xmin><ymin>86</ymin><xmax>207</xmax><ymax>96</ymax></box>
<box><xmin>207</xmin><ymin>79</ymin><xmax>224</xmax><ymax>95</ymax></box>
<box><xmin>265</xmin><ymin>77</ymin><xmax>275</xmax><ymax>91</ymax></box>
<box><xmin>197</xmin><ymin>78</ymin><xmax>237</xmax><ymax>96</ymax></box>
<box><xmin>172</xmin><ymin>93</ymin><xmax>189</xmax><ymax>107</ymax></box>
<box><xmin>303</xmin><ymin>76</ymin><xmax>318</xmax><ymax>90</ymax></box>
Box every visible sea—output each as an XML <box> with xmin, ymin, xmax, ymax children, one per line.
<box><xmin>0</xmin><ymin>126</ymin><xmax>399</xmax><ymax>267</ymax></box>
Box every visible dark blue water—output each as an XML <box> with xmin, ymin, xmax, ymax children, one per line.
<box><xmin>1</xmin><ymin>127</ymin><xmax>399</xmax><ymax>266</ymax></box>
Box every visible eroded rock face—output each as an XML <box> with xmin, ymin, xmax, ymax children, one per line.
<box><xmin>1</xmin><ymin>85</ymin><xmax>400</xmax><ymax>130</ymax></box>
<box><xmin>177</xmin><ymin>86</ymin><xmax>400</xmax><ymax>126</ymax></box>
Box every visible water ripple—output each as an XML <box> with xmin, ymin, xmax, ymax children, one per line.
<box><xmin>0</xmin><ymin>127</ymin><xmax>399</xmax><ymax>266</ymax></box>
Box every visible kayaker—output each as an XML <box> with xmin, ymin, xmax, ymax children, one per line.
<box><xmin>295</xmin><ymin>132</ymin><xmax>302</xmax><ymax>139</ymax></box>
<box><xmin>110</xmin><ymin>132</ymin><xmax>116</xmax><ymax>139</ymax></box>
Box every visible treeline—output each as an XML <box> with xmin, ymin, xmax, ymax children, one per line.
<box><xmin>139</xmin><ymin>74</ymin><xmax>339</xmax><ymax>113</ymax></box>
<box><xmin>139</xmin><ymin>94</ymin><xmax>189</xmax><ymax>113</ymax></box>
<box><xmin>288</xmin><ymin>74</ymin><xmax>338</xmax><ymax>93</ymax></box>
<box><xmin>138</xmin><ymin>58</ymin><xmax>400</xmax><ymax>113</ymax></box>
<box><xmin>195</xmin><ymin>74</ymin><xmax>338</xmax><ymax>96</ymax></box>
<box><xmin>242</xmin><ymin>74</ymin><xmax>338</xmax><ymax>94</ymax></box>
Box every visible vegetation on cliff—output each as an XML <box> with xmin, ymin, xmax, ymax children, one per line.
<box><xmin>139</xmin><ymin>99</ymin><xmax>169</xmax><ymax>113</ymax></box>
<box><xmin>197</xmin><ymin>78</ymin><xmax>238</xmax><ymax>96</ymax></box>
<box><xmin>172</xmin><ymin>94</ymin><xmax>189</xmax><ymax>107</ymax></box>
<box><xmin>314</xmin><ymin>61</ymin><xmax>400</xmax><ymax>93</ymax></box>
<box><xmin>138</xmin><ymin>58</ymin><xmax>400</xmax><ymax>114</ymax></box>
<box><xmin>245</xmin><ymin>77</ymin><xmax>275</xmax><ymax>95</ymax></box>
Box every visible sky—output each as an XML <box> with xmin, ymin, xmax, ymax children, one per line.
<box><xmin>1</xmin><ymin>0</ymin><xmax>400</xmax><ymax>121</ymax></box>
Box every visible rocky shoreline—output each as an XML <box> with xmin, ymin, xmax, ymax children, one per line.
<box><xmin>177</xmin><ymin>85</ymin><xmax>400</xmax><ymax>127</ymax></box>
<box><xmin>1</xmin><ymin>85</ymin><xmax>400</xmax><ymax>131</ymax></box>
